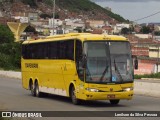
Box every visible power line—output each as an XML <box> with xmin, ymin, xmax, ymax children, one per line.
<box><xmin>134</xmin><ymin>10</ymin><xmax>160</xmax><ymax>22</ymax></box>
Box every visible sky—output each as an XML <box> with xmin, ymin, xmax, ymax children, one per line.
<box><xmin>91</xmin><ymin>0</ymin><xmax>160</xmax><ymax>24</ymax></box>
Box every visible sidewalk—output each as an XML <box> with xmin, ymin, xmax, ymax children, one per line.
<box><xmin>141</xmin><ymin>78</ymin><xmax>160</xmax><ymax>81</ymax></box>
<box><xmin>0</xmin><ymin>70</ymin><xmax>21</xmax><ymax>79</ymax></box>
<box><xmin>134</xmin><ymin>80</ymin><xmax>160</xmax><ymax>97</ymax></box>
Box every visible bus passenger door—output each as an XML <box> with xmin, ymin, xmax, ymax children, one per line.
<box><xmin>62</xmin><ymin>60</ymin><xmax>77</xmax><ymax>93</ymax></box>
<box><xmin>74</xmin><ymin>40</ymin><xmax>85</xmax><ymax>98</ymax></box>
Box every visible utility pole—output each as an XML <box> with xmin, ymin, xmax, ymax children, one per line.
<box><xmin>52</xmin><ymin>0</ymin><xmax>55</xmax><ymax>35</ymax></box>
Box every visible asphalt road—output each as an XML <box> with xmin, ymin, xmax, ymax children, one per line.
<box><xmin>0</xmin><ymin>76</ymin><xmax>160</xmax><ymax>120</ymax></box>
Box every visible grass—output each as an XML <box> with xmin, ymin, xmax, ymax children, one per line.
<box><xmin>134</xmin><ymin>72</ymin><xmax>160</xmax><ymax>79</ymax></box>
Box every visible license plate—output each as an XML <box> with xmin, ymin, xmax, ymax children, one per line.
<box><xmin>107</xmin><ymin>94</ymin><xmax>115</xmax><ymax>99</ymax></box>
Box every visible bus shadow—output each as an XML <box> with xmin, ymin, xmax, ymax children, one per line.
<box><xmin>81</xmin><ymin>100</ymin><xmax>127</xmax><ymax>108</ymax></box>
<box><xmin>41</xmin><ymin>94</ymin><xmax>72</xmax><ymax>104</ymax></box>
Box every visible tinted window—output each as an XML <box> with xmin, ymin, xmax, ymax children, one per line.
<box><xmin>22</xmin><ymin>40</ymin><xmax>74</xmax><ymax>60</ymax></box>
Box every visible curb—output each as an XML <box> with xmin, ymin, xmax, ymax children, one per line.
<box><xmin>141</xmin><ymin>78</ymin><xmax>160</xmax><ymax>81</ymax></box>
<box><xmin>0</xmin><ymin>70</ymin><xmax>21</xmax><ymax>79</ymax></box>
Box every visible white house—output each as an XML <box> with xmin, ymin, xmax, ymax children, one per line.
<box><xmin>49</xmin><ymin>19</ymin><xmax>63</xmax><ymax>28</ymax></box>
<box><xmin>113</xmin><ymin>23</ymin><xmax>130</xmax><ymax>34</ymax></box>
<box><xmin>64</xmin><ymin>18</ymin><xmax>85</xmax><ymax>30</ymax></box>
<box><xmin>135</xmin><ymin>34</ymin><xmax>152</xmax><ymax>39</ymax></box>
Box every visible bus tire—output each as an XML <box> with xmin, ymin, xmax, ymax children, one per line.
<box><xmin>109</xmin><ymin>99</ymin><xmax>120</xmax><ymax>105</ymax></box>
<box><xmin>70</xmin><ymin>86</ymin><xmax>80</xmax><ymax>105</ymax></box>
<box><xmin>30</xmin><ymin>80</ymin><xmax>35</xmax><ymax>96</ymax></box>
<box><xmin>35</xmin><ymin>81</ymin><xmax>42</xmax><ymax>97</ymax></box>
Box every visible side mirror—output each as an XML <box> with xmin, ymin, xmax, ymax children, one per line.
<box><xmin>134</xmin><ymin>58</ymin><xmax>138</xmax><ymax>69</ymax></box>
<box><xmin>82</xmin><ymin>54</ymin><xmax>87</xmax><ymax>68</ymax></box>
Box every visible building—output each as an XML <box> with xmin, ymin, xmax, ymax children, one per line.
<box><xmin>135</xmin><ymin>34</ymin><xmax>152</xmax><ymax>39</ymax></box>
<box><xmin>12</xmin><ymin>11</ymin><xmax>38</xmax><ymax>22</ymax></box>
<box><xmin>28</xmin><ymin>12</ymin><xmax>38</xmax><ymax>22</ymax></box>
<box><xmin>132</xmin><ymin>47</ymin><xmax>149</xmax><ymax>57</ymax></box>
<box><xmin>102</xmin><ymin>26</ymin><xmax>113</xmax><ymax>35</ymax></box>
<box><xmin>149</xmin><ymin>46</ymin><xmax>160</xmax><ymax>58</ymax></box>
<box><xmin>0</xmin><ymin>17</ymin><xmax>15</xmax><ymax>25</ymax></box>
<box><xmin>154</xmin><ymin>25</ymin><xmax>160</xmax><ymax>32</ymax></box>
<box><xmin>113</xmin><ymin>24</ymin><xmax>125</xmax><ymax>34</ymax></box>
<box><xmin>64</xmin><ymin>18</ymin><xmax>85</xmax><ymax>32</ymax></box>
<box><xmin>49</xmin><ymin>19</ymin><xmax>63</xmax><ymax>28</ymax></box>
<box><xmin>134</xmin><ymin>25</ymin><xmax>141</xmax><ymax>33</ymax></box>
<box><xmin>86</xmin><ymin>20</ymin><xmax>104</xmax><ymax>28</ymax></box>
<box><xmin>128</xmin><ymin>34</ymin><xmax>160</xmax><ymax>74</ymax></box>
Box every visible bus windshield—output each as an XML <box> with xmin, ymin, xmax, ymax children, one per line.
<box><xmin>84</xmin><ymin>41</ymin><xmax>133</xmax><ymax>84</ymax></box>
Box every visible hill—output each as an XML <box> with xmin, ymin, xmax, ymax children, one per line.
<box><xmin>0</xmin><ymin>0</ymin><xmax>127</xmax><ymax>23</ymax></box>
<box><xmin>46</xmin><ymin>0</ymin><xmax>127</xmax><ymax>22</ymax></box>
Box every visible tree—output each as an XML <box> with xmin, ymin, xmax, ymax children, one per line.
<box><xmin>0</xmin><ymin>25</ymin><xmax>21</xmax><ymax>70</ymax></box>
<box><xmin>24</xmin><ymin>25</ymin><xmax>37</xmax><ymax>34</ymax></box>
<box><xmin>21</xmin><ymin>0</ymin><xmax>37</xmax><ymax>7</ymax></box>
<box><xmin>50</xmin><ymin>13</ymin><xmax>60</xmax><ymax>19</ymax></box>
<box><xmin>0</xmin><ymin>25</ymin><xmax>14</xmax><ymax>43</ymax></box>
<box><xmin>121</xmin><ymin>27</ymin><xmax>130</xmax><ymax>35</ymax></box>
<box><xmin>40</xmin><ymin>13</ymin><xmax>52</xmax><ymax>19</ymax></box>
<box><xmin>140</xmin><ymin>26</ymin><xmax>152</xmax><ymax>34</ymax></box>
<box><xmin>55</xmin><ymin>13</ymin><xmax>60</xmax><ymax>19</ymax></box>
<box><xmin>154</xmin><ymin>31</ymin><xmax>160</xmax><ymax>36</ymax></box>
<box><xmin>74</xmin><ymin>27</ymin><xmax>82</xmax><ymax>33</ymax></box>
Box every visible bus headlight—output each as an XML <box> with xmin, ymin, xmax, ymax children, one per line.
<box><xmin>123</xmin><ymin>87</ymin><xmax>133</xmax><ymax>92</ymax></box>
<box><xmin>86</xmin><ymin>88</ymin><xmax>99</xmax><ymax>92</ymax></box>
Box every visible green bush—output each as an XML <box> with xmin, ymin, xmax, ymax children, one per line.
<box><xmin>134</xmin><ymin>73</ymin><xmax>160</xmax><ymax>79</ymax></box>
<box><xmin>0</xmin><ymin>25</ymin><xmax>21</xmax><ymax>71</ymax></box>
<box><xmin>21</xmin><ymin>0</ymin><xmax>37</xmax><ymax>7</ymax></box>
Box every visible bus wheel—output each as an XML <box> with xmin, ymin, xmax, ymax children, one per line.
<box><xmin>70</xmin><ymin>86</ymin><xmax>80</xmax><ymax>105</ymax></box>
<box><xmin>35</xmin><ymin>81</ymin><xmax>42</xmax><ymax>97</ymax></box>
<box><xmin>30</xmin><ymin>81</ymin><xmax>35</xmax><ymax>96</ymax></box>
<box><xmin>109</xmin><ymin>100</ymin><xmax>120</xmax><ymax>105</ymax></box>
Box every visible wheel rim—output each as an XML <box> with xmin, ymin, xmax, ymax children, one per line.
<box><xmin>71</xmin><ymin>87</ymin><xmax>77</xmax><ymax>103</ymax></box>
<box><xmin>72</xmin><ymin>88</ymin><xmax>75</xmax><ymax>101</ymax></box>
<box><xmin>30</xmin><ymin>83</ymin><xmax>34</xmax><ymax>95</ymax></box>
<box><xmin>35</xmin><ymin>83</ymin><xmax>39</xmax><ymax>97</ymax></box>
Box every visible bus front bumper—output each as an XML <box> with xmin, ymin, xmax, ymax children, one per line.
<box><xmin>82</xmin><ymin>91</ymin><xmax>133</xmax><ymax>100</ymax></box>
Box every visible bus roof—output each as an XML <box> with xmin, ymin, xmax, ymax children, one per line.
<box><xmin>22</xmin><ymin>33</ymin><xmax>128</xmax><ymax>44</ymax></box>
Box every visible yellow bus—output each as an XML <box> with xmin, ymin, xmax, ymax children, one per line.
<box><xmin>21</xmin><ymin>33</ymin><xmax>136</xmax><ymax>105</ymax></box>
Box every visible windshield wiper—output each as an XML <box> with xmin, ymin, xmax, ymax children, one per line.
<box><xmin>86</xmin><ymin>66</ymin><xmax>92</xmax><ymax>81</ymax></box>
<box><xmin>100</xmin><ymin>66</ymin><xmax>108</xmax><ymax>81</ymax></box>
<box><xmin>114</xmin><ymin>59</ymin><xmax>123</xmax><ymax>83</ymax></box>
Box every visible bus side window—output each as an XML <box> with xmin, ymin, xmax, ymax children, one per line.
<box><xmin>49</xmin><ymin>42</ymin><xmax>58</xmax><ymax>59</ymax></box>
<box><xmin>24</xmin><ymin>45</ymin><xmax>29</xmax><ymax>59</ymax></box>
<box><xmin>28</xmin><ymin>45</ymin><xmax>32</xmax><ymax>59</ymax></box>
<box><xmin>22</xmin><ymin>45</ymin><xmax>26</xmax><ymax>59</ymax></box>
<box><xmin>59</xmin><ymin>40</ymin><xmax>74</xmax><ymax>60</ymax></box>
<box><xmin>66</xmin><ymin>40</ymin><xmax>74</xmax><ymax>60</ymax></box>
